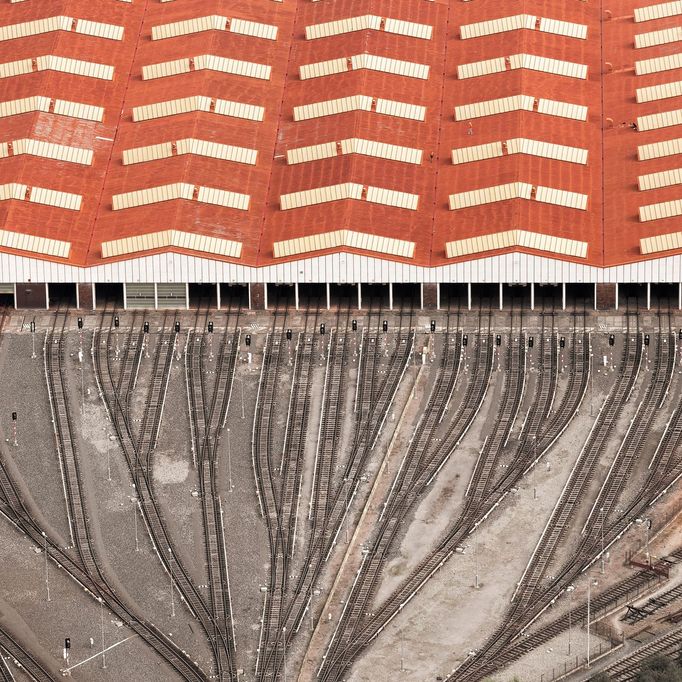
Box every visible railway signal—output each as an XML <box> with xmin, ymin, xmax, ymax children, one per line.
<box><xmin>644</xmin><ymin>334</ymin><xmax>650</xmax><ymax>346</ymax></box>
<box><xmin>245</xmin><ymin>334</ymin><xmax>251</xmax><ymax>346</ymax></box>
<box><xmin>77</xmin><ymin>317</ymin><xmax>83</xmax><ymax>330</ymax></box>
<box><xmin>528</xmin><ymin>336</ymin><xmax>534</xmax><ymax>348</ymax></box>
<box><xmin>430</xmin><ymin>320</ymin><xmax>436</xmax><ymax>332</ymax></box>
<box><xmin>114</xmin><ymin>316</ymin><xmax>119</xmax><ymax>328</ymax></box>
<box><xmin>286</xmin><ymin>328</ymin><xmax>292</xmax><ymax>340</ymax></box>
<box><xmin>463</xmin><ymin>334</ymin><xmax>468</xmax><ymax>346</ymax></box>
<box><xmin>679</xmin><ymin>329</ymin><xmax>682</xmax><ymax>341</ymax></box>
<box><xmin>352</xmin><ymin>319</ymin><xmax>357</xmax><ymax>331</ymax></box>
<box><xmin>63</xmin><ymin>638</ymin><xmax>70</xmax><ymax>663</ymax></box>
<box><xmin>496</xmin><ymin>334</ymin><xmax>502</xmax><ymax>346</ymax></box>
<box><xmin>30</xmin><ymin>320</ymin><xmax>36</xmax><ymax>359</ymax></box>
<box><xmin>208</xmin><ymin>321</ymin><xmax>213</xmax><ymax>333</ymax></box>
<box><xmin>174</xmin><ymin>321</ymin><xmax>180</xmax><ymax>333</ymax></box>
<box><xmin>383</xmin><ymin>320</ymin><xmax>388</xmax><ymax>332</ymax></box>
<box><xmin>560</xmin><ymin>336</ymin><xmax>565</xmax><ymax>348</ymax></box>
<box><xmin>608</xmin><ymin>334</ymin><xmax>615</xmax><ymax>346</ymax></box>
<box><xmin>320</xmin><ymin>324</ymin><xmax>325</xmax><ymax>335</ymax></box>
<box><xmin>11</xmin><ymin>411</ymin><xmax>17</xmax><ymax>446</ymax></box>
<box><xmin>143</xmin><ymin>321</ymin><xmax>149</xmax><ymax>333</ymax></box>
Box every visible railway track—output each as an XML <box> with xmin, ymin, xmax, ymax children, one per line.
<box><xmin>454</xmin><ymin>309</ymin><xmax>645</xmax><ymax>681</ymax></box>
<box><xmin>93</xmin><ymin>312</ymin><xmax>232</xmax><ymax>678</ymax></box>
<box><xmin>323</xmin><ymin>303</ymin><xmax>591</xmax><ymax>681</ymax></box>
<box><xmin>0</xmin><ymin>627</ymin><xmax>53</xmax><ymax>682</ymax></box>
<box><xmin>256</xmin><ymin>299</ymin><xmax>415</xmax><ymax>680</ymax></box>
<box><xmin>596</xmin><ymin>623</ymin><xmax>682</xmax><ymax>680</ymax></box>
<box><xmin>186</xmin><ymin>306</ymin><xmax>241</xmax><ymax>681</ymax></box>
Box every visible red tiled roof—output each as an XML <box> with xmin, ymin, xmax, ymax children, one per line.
<box><xmin>0</xmin><ymin>0</ymin><xmax>680</xmax><ymax>269</ymax></box>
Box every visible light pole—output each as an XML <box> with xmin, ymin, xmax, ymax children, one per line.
<box><xmin>566</xmin><ymin>585</ymin><xmax>575</xmax><ymax>655</ymax></box>
<box><xmin>587</xmin><ymin>578</ymin><xmax>598</xmax><ymax>667</ymax></box>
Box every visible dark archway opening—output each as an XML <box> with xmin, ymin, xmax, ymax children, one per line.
<box><xmin>268</xmin><ymin>284</ymin><xmax>296</xmax><ymax>310</ymax></box>
<box><xmin>361</xmin><ymin>283</ymin><xmax>390</xmax><ymax>310</ymax></box>
<box><xmin>189</xmin><ymin>283</ymin><xmax>217</xmax><ymax>309</ymax></box>
<box><xmin>440</xmin><ymin>284</ymin><xmax>468</xmax><ymax>310</ymax></box>
<box><xmin>219</xmin><ymin>284</ymin><xmax>248</xmax><ymax>310</ymax></box>
<box><xmin>95</xmin><ymin>283</ymin><xmax>124</xmax><ymax>309</ymax></box>
<box><xmin>393</xmin><ymin>283</ymin><xmax>420</xmax><ymax>309</ymax></box>
<box><xmin>329</xmin><ymin>283</ymin><xmax>357</xmax><ymax>309</ymax></box>
<box><xmin>650</xmin><ymin>283</ymin><xmax>678</xmax><ymax>310</ymax></box>
<box><xmin>48</xmin><ymin>283</ymin><xmax>77</xmax><ymax>308</ymax></box>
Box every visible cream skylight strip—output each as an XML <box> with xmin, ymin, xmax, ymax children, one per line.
<box><xmin>152</xmin><ymin>15</ymin><xmax>277</xmax><ymax>41</ymax></box>
<box><xmin>0</xmin><ymin>183</ymin><xmax>81</xmax><ymax>210</ymax></box>
<box><xmin>460</xmin><ymin>15</ymin><xmax>587</xmax><ymax>40</ymax></box>
<box><xmin>640</xmin><ymin>198</ymin><xmax>682</xmax><ymax>221</ymax></box>
<box><xmin>635</xmin><ymin>26</ymin><xmax>682</xmax><ymax>49</ymax></box>
<box><xmin>299</xmin><ymin>54</ymin><xmax>429</xmax><ymax>80</ymax></box>
<box><xmin>122</xmin><ymin>138</ymin><xmax>257</xmax><ymax>165</ymax></box>
<box><xmin>637</xmin><ymin>107</ymin><xmax>682</xmax><ymax>131</ymax></box>
<box><xmin>102</xmin><ymin>230</ymin><xmax>242</xmax><ymax>259</ymax></box>
<box><xmin>0</xmin><ymin>229</ymin><xmax>70</xmax><ymax>258</ymax></box>
<box><xmin>273</xmin><ymin>229</ymin><xmax>415</xmax><ymax>259</ymax></box>
<box><xmin>636</xmin><ymin>79</ymin><xmax>682</xmax><ymax>103</ymax></box>
<box><xmin>0</xmin><ymin>16</ymin><xmax>123</xmax><ymax>42</ymax></box>
<box><xmin>458</xmin><ymin>54</ymin><xmax>587</xmax><ymax>80</ymax></box>
<box><xmin>445</xmin><ymin>229</ymin><xmax>587</xmax><ymax>259</ymax></box>
<box><xmin>132</xmin><ymin>95</ymin><xmax>264</xmax><ymax>122</ymax></box>
<box><xmin>635</xmin><ymin>52</ymin><xmax>682</xmax><ymax>75</ymax></box>
<box><xmin>641</xmin><ymin>231</ymin><xmax>682</xmax><ymax>254</ymax></box>
<box><xmin>638</xmin><ymin>137</ymin><xmax>682</xmax><ymax>160</ymax></box>
<box><xmin>305</xmin><ymin>15</ymin><xmax>432</xmax><ymax>40</ymax></box>
<box><xmin>112</xmin><ymin>182</ymin><xmax>249</xmax><ymax>211</ymax></box>
<box><xmin>0</xmin><ymin>96</ymin><xmax>103</xmax><ymax>122</ymax></box>
<box><xmin>454</xmin><ymin>95</ymin><xmax>587</xmax><ymax>121</ymax></box>
<box><xmin>635</xmin><ymin>1</ymin><xmax>682</xmax><ymax>22</ymax></box>
<box><xmin>280</xmin><ymin>182</ymin><xmax>418</xmax><ymax>210</ymax></box>
<box><xmin>452</xmin><ymin>138</ymin><xmax>587</xmax><ymax>165</ymax></box>
<box><xmin>286</xmin><ymin>138</ymin><xmax>422</xmax><ymax>165</ymax></box>
<box><xmin>293</xmin><ymin>94</ymin><xmax>425</xmax><ymax>121</ymax></box>
<box><xmin>142</xmin><ymin>55</ymin><xmax>271</xmax><ymax>81</ymax></box>
<box><xmin>448</xmin><ymin>182</ymin><xmax>587</xmax><ymax>210</ymax></box>
<box><xmin>0</xmin><ymin>56</ymin><xmax>113</xmax><ymax>80</ymax></box>
<box><xmin>0</xmin><ymin>139</ymin><xmax>92</xmax><ymax>165</ymax></box>
<box><xmin>638</xmin><ymin>167</ymin><xmax>682</xmax><ymax>190</ymax></box>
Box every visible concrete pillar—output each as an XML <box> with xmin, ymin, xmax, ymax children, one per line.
<box><xmin>185</xmin><ymin>283</ymin><xmax>190</xmax><ymax>310</ymax></box>
<box><xmin>216</xmin><ymin>283</ymin><xmax>221</xmax><ymax>310</ymax></box>
<box><xmin>357</xmin><ymin>283</ymin><xmax>362</xmax><ymax>310</ymax></box>
<box><xmin>295</xmin><ymin>282</ymin><xmax>299</xmax><ymax>310</ymax></box>
<box><xmin>499</xmin><ymin>282</ymin><xmax>504</xmax><ymax>311</ymax></box>
<box><xmin>123</xmin><ymin>282</ymin><xmax>127</xmax><ymax>310</ymax></box>
<box><xmin>326</xmin><ymin>282</ymin><xmax>330</xmax><ymax>310</ymax></box>
<box><xmin>679</xmin><ymin>283</ymin><xmax>681</xmax><ymax>310</ymax></box>
<box><xmin>153</xmin><ymin>283</ymin><xmax>159</xmax><ymax>310</ymax></box>
<box><xmin>12</xmin><ymin>283</ymin><xmax>16</xmax><ymax>310</ymax></box>
<box><xmin>595</xmin><ymin>283</ymin><xmax>617</xmax><ymax>310</ymax></box>
<box><xmin>615</xmin><ymin>283</ymin><xmax>619</xmax><ymax>311</ymax></box>
<box><xmin>45</xmin><ymin>283</ymin><xmax>49</xmax><ymax>309</ymax></box>
<box><xmin>249</xmin><ymin>283</ymin><xmax>266</xmax><ymax>310</ymax></box>
<box><xmin>468</xmin><ymin>282</ymin><xmax>472</xmax><ymax>310</ymax></box>
<box><xmin>647</xmin><ymin>282</ymin><xmax>651</xmax><ymax>310</ymax></box>
<box><xmin>264</xmin><ymin>283</ymin><xmax>268</xmax><ymax>310</ymax></box>
<box><xmin>389</xmin><ymin>283</ymin><xmax>393</xmax><ymax>310</ymax></box>
<box><xmin>75</xmin><ymin>284</ymin><xmax>79</xmax><ymax>309</ymax></box>
<box><xmin>530</xmin><ymin>282</ymin><xmax>535</xmax><ymax>311</ymax></box>
<box><xmin>562</xmin><ymin>282</ymin><xmax>566</xmax><ymax>310</ymax></box>
<box><xmin>420</xmin><ymin>283</ymin><xmax>424</xmax><ymax>310</ymax></box>
<box><xmin>421</xmin><ymin>283</ymin><xmax>438</xmax><ymax>309</ymax></box>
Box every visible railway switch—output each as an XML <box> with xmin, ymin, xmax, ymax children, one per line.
<box><xmin>320</xmin><ymin>324</ymin><xmax>326</xmax><ymax>335</ymax></box>
<box><xmin>114</xmin><ymin>316</ymin><xmax>119</xmax><ymax>328</ymax></box>
<box><xmin>430</xmin><ymin>320</ymin><xmax>436</xmax><ymax>332</ymax></box>
<box><xmin>174</xmin><ymin>321</ymin><xmax>180</xmax><ymax>333</ymax></box>
<box><xmin>463</xmin><ymin>334</ymin><xmax>468</xmax><ymax>346</ymax></box>
<box><xmin>644</xmin><ymin>334</ymin><xmax>650</xmax><ymax>346</ymax></box>
<box><xmin>496</xmin><ymin>334</ymin><xmax>502</xmax><ymax>346</ymax></box>
<box><xmin>608</xmin><ymin>334</ymin><xmax>615</xmax><ymax>346</ymax></box>
<box><xmin>143</xmin><ymin>321</ymin><xmax>149</xmax><ymax>333</ymax></box>
<box><xmin>679</xmin><ymin>329</ymin><xmax>682</xmax><ymax>341</ymax></box>
<box><xmin>528</xmin><ymin>336</ymin><xmax>534</xmax><ymax>348</ymax></box>
<box><xmin>560</xmin><ymin>336</ymin><xmax>565</xmax><ymax>348</ymax></box>
<box><xmin>352</xmin><ymin>319</ymin><xmax>357</xmax><ymax>331</ymax></box>
<box><xmin>77</xmin><ymin>317</ymin><xmax>83</xmax><ymax>329</ymax></box>
<box><xmin>286</xmin><ymin>328</ymin><xmax>292</xmax><ymax>340</ymax></box>
<box><xmin>383</xmin><ymin>320</ymin><xmax>388</xmax><ymax>332</ymax></box>
<box><xmin>208</xmin><ymin>321</ymin><xmax>213</xmax><ymax>333</ymax></box>
<box><xmin>245</xmin><ymin>334</ymin><xmax>251</xmax><ymax>346</ymax></box>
